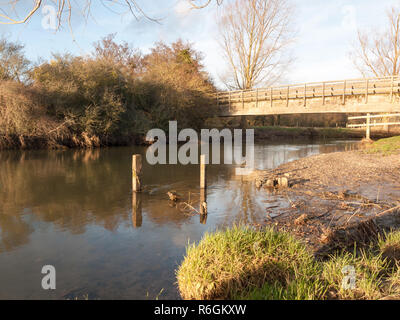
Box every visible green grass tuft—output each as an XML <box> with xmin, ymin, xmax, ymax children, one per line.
<box><xmin>365</xmin><ymin>136</ymin><xmax>400</xmax><ymax>155</ymax></box>
<box><xmin>176</xmin><ymin>226</ymin><xmax>325</xmax><ymax>300</ymax></box>
<box><xmin>177</xmin><ymin>227</ymin><xmax>400</xmax><ymax>300</ymax></box>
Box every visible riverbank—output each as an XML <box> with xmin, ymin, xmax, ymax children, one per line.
<box><xmin>0</xmin><ymin>132</ymin><xmax>143</xmax><ymax>150</ymax></box>
<box><xmin>177</xmin><ymin>136</ymin><xmax>400</xmax><ymax>300</ymax></box>
<box><xmin>2</xmin><ymin>125</ymin><xmax>397</xmax><ymax>150</ymax></box>
<box><xmin>252</xmin><ymin>136</ymin><xmax>400</xmax><ymax>255</ymax></box>
<box><xmin>253</xmin><ymin>126</ymin><xmax>398</xmax><ymax>141</ymax></box>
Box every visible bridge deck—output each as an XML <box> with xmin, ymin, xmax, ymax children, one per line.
<box><xmin>216</xmin><ymin>76</ymin><xmax>400</xmax><ymax>116</ymax></box>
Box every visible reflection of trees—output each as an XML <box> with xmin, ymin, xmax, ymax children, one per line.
<box><xmin>226</xmin><ymin>178</ymin><xmax>259</xmax><ymax>225</ymax></box>
<box><xmin>0</xmin><ymin>149</ymin><xmax>133</xmax><ymax>252</ymax></box>
<box><xmin>0</xmin><ymin>148</ymin><xmax>210</xmax><ymax>251</ymax></box>
<box><xmin>0</xmin><ymin>213</ymin><xmax>33</xmax><ymax>253</ymax></box>
<box><xmin>0</xmin><ymin>141</ymin><xmax>359</xmax><ymax>252</ymax></box>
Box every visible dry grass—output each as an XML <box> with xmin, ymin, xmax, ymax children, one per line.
<box><xmin>378</xmin><ymin>230</ymin><xmax>400</xmax><ymax>267</ymax></box>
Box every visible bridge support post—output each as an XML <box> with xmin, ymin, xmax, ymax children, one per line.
<box><xmin>256</xmin><ymin>88</ymin><xmax>259</xmax><ymax>108</ymax></box>
<box><xmin>286</xmin><ymin>86</ymin><xmax>289</xmax><ymax>107</ymax></box>
<box><xmin>270</xmin><ymin>87</ymin><xmax>273</xmax><ymax>108</ymax></box>
<box><xmin>342</xmin><ymin>80</ymin><xmax>346</xmax><ymax>105</ymax></box>
<box><xmin>391</xmin><ymin>76</ymin><xmax>394</xmax><ymax>102</ymax></box>
<box><xmin>366</xmin><ymin>113</ymin><xmax>371</xmax><ymax>140</ymax></box>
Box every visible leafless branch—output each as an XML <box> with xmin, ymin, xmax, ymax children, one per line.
<box><xmin>351</xmin><ymin>6</ymin><xmax>400</xmax><ymax>77</ymax></box>
<box><xmin>0</xmin><ymin>0</ymin><xmax>160</xmax><ymax>28</ymax></box>
<box><xmin>217</xmin><ymin>0</ymin><xmax>294</xmax><ymax>90</ymax></box>
<box><xmin>187</xmin><ymin>0</ymin><xmax>223</xmax><ymax>9</ymax></box>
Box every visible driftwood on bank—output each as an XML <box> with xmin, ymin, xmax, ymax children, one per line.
<box><xmin>255</xmin><ymin>174</ymin><xmax>290</xmax><ymax>189</ymax></box>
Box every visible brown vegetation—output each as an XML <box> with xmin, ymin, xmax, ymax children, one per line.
<box><xmin>0</xmin><ymin>36</ymin><xmax>215</xmax><ymax>149</ymax></box>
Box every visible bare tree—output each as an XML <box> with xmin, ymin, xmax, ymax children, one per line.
<box><xmin>0</xmin><ymin>0</ymin><xmax>159</xmax><ymax>29</ymax></box>
<box><xmin>0</xmin><ymin>37</ymin><xmax>29</xmax><ymax>82</ymax></box>
<box><xmin>218</xmin><ymin>0</ymin><xmax>293</xmax><ymax>90</ymax></box>
<box><xmin>351</xmin><ymin>6</ymin><xmax>400</xmax><ymax>77</ymax></box>
<box><xmin>0</xmin><ymin>0</ymin><xmax>223</xmax><ymax>29</ymax></box>
<box><xmin>188</xmin><ymin>0</ymin><xmax>223</xmax><ymax>9</ymax></box>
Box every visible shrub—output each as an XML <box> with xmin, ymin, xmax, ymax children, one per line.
<box><xmin>0</xmin><ymin>81</ymin><xmax>65</xmax><ymax>148</ymax></box>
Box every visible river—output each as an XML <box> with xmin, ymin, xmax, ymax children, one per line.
<box><xmin>0</xmin><ymin>139</ymin><xmax>359</xmax><ymax>299</ymax></box>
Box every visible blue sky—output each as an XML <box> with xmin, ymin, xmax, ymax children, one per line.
<box><xmin>1</xmin><ymin>0</ymin><xmax>399</xmax><ymax>88</ymax></box>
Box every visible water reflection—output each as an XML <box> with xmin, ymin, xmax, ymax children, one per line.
<box><xmin>0</xmin><ymin>140</ymin><xmax>360</xmax><ymax>299</ymax></box>
<box><xmin>132</xmin><ymin>193</ymin><xmax>142</xmax><ymax>228</ymax></box>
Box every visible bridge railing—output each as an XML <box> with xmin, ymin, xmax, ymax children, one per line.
<box><xmin>215</xmin><ymin>76</ymin><xmax>400</xmax><ymax>107</ymax></box>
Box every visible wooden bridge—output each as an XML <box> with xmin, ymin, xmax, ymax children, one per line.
<box><xmin>215</xmin><ymin>76</ymin><xmax>400</xmax><ymax>116</ymax></box>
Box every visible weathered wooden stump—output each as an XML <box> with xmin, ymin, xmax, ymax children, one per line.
<box><xmin>132</xmin><ymin>154</ymin><xmax>142</xmax><ymax>192</ymax></box>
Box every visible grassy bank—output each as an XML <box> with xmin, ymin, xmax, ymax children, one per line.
<box><xmin>253</xmin><ymin>126</ymin><xmax>397</xmax><ymax>141</ymax></box>
<box><xmin>365</xmin><ymin>136</ymin><xmax>400</xmax><ymax>155</ymax></box>
<box><xmin>176</xmin><ymin>226</ymin><xmax>400</xmax><ymax>300</ymax></box>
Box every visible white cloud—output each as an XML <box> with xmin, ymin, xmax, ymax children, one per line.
<box><xmin>174</xmin><ymin>0</ymin><xmax>192</xmax><ymax>16</ymax></box>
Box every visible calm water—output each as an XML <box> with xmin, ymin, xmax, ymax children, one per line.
<box><xmin>0</xmin><ymin>140</ymin><xmax>359</xmax><ymax>299</ymax></box>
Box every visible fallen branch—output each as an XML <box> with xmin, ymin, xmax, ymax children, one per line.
<box><xmin>376</xmin><ymin>204</ymin><xmax>400</xmax><ymax>217</ymax></box>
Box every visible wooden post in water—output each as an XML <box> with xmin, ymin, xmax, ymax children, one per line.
<box><xmin>366</xmin><ymin>113</ymin><xmax>371</xmax><ymax>140</ymax></box>
<box><xmin>132</xmin><ymin>192</ymin><xmax>142</xmax><ymax>228</ymax></box>
<box><xmin>200</xmin><ymin>154</ymin><xmax>207</xmax><ymax>219</ymax></box>
<box><xmin>200</xmin><ymin>154</ymin><xmax>206</xmax><ymax>189</ymax></box>
<box><xmin>132</xmin><ymin>154</ymin><xmax>142</xmax><ymax>192</ymax></box>
<box><xmin>200</xmin><ymin>188</ymin><xmax>207</xmax><ymax>217</ymax></box>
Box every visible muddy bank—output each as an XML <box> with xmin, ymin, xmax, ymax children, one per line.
<box><xmin>253</xmin><ymin>149</ymin><xmax>400</xmax><ymax>257</ymax></box>
<box><xmin>254</xmin><ymin>126</ymin><xmax>398</xmax><ymax>141</ymax></box>
<box><xmin>0</xmin><ymin>133</ymin><xmax>145</xmax><ymax>150</ymax></box>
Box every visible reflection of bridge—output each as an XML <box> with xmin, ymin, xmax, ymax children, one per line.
<box><xmin>216</xmin><ymin>76</ymin><xmax>400</xmax><ymax>116</ymax></box>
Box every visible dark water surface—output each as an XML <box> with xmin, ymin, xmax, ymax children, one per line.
<box><xmin>0</xmin><ymin>140</ymin><xmax>359</xmax><ymax>299</ymax></box>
